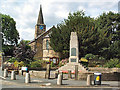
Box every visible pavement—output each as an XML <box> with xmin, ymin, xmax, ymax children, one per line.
<box><xmin>0</xmin><ymin>70</ymin><xmax>120</xmax><ymax>89</ymax></box>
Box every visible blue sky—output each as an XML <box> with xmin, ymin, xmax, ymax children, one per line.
<box><xmin>0</xmin><ymin>0</ymin><xmax>119</xmax><ymax>41</ymax></box>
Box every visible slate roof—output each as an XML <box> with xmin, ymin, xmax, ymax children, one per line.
<box><xmin>28</xmin><ymin>27</ymin><xmax>53</xmax><ymax>44</ymax></box>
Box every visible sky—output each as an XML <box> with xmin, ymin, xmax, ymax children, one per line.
<box><xmin>0</xmin><ymin>0</ymin><xmax>119</xmax><ymax>41</ymax></box>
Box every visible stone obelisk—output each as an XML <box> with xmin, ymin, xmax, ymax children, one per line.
<box><xmin>58</xmin><ymin>32</ymin><xmax>87</xmax><ymax>72</ymax></box>
<box><xmin>69</xmin><ymin>32</ymin><xmax>79</xmax><ymax>63</ymax></box>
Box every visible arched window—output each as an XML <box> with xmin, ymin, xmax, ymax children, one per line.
<box><xmin>46</xmin><ymin>40</ymin><xmax>49</xmax><ymax>50</ymax></box>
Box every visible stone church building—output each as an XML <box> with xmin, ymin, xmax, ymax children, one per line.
<box><xmin>29</xmin><ymin>5</ymin><xmax>59</xmax><ymax>61</ymax></box>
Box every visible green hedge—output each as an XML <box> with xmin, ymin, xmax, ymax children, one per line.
<box><xmin>104</xmin><ymin>58</ymin><xmax>120</xmax><ymax>68</ymax></box>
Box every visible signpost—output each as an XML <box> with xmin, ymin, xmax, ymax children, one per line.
<box><xmin>21</xmin><ymin>67</ymin><xmax>28</xmax><ymax>71</ymax></box>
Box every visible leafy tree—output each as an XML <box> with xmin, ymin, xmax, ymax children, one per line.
<box><xmin>96</xmin><ymin>11</ymin><xmax>120</xmax><ymax>59</ymax></box>
<box><xmin>50</xmin><ymin>11</ymin><xmax>99</xmax><ymax>58</ymax></box>
<box><xmin>1</xmin><ymin>14</ymin><xmax>19</xmax><ymax>45</ymax></box>
<box><xmin>8</xmin><ymin>57</ymin><xmax>17</xmax><ymax>63</ymax></box>
<box><xmin>0</xmin><ymin>13</ymin><xmax>20</xmax><ymax>56</ymax></box>
<box><xmin>50</xmin><ymin>11</ymin><xmax>120</xmax><ymax>60</ymax></box>
<box><xmin>13</xmin><ymin>40</ymin><xmax>35</xmax><ymax>66</ymax></box>
<box><xmin>2</xmin><ymin>45</ymin><xmax>14</xmax><ymax>56</ymax></box>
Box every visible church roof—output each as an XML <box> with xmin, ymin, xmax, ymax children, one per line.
<box><xmin>28</xmin><ymin>27</ymin><xmax>53</xmax><ymax>44</ymax></box>
<box><xmin>37</xmin><ymin>5</ymin><xmax>44</xmax><ymax>24</ymax></box>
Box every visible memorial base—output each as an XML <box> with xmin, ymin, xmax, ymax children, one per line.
<box><xmin>58</xmin><ymin>63</ymin><xmax>88</xmax><ymax>73</ymax></box>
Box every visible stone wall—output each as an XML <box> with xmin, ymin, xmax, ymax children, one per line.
<box><xmin>43</xmin><ymin>38</ymin><xmax>59</xmax><ymax>60</ymax></box>
<box><xmin>89</xmin><ymin>67</ymin><xmax>120</xmax><ymax>72</ymax></box>
<box><xmin>21</xmin><ymin>69</ymin><xmax>120</xmax><ymax>81</ymax></box>
<box><xmin>78</xmin><ymin>67</ymin><xmax>120</xmax><ymax>81</ymax></box>
<box><xmin>29</xmin><ymin>42</ymin><xmax>35</xmax><ymax>51</ymax></box>
<box><xmin>34</xmin><ymin>39</ymin><xmax>43</xmax><ymax>60</ymax></box>
<box><xmin>29</xmin><ymin>71</ymin><xmax>46</xmax><ymax>78</ymax></box>
<box><xmin>29</xmin><ymin>70</ymin><xmax>55</xmax><ymax>78</ymax></box>
<box><xmin>78</xmin><ymin>72</ymin><xmax>120</xmax><ymax>81</ymax></box>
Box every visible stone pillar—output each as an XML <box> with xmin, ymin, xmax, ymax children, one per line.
<box><xmin>4</xmin><ymin>69</ymin><xmax>8</xmax><ymax>78</ymax></box>
<box><xmin>25</xmin><ymin>73</ymin><xmax>30</xmax><ymax>83</ymax></box>
<box><xmin>45</xmin><ymin>64</ymin><xmax>50</xmax><ymax>79</ymax></box>
<box><xmin>11</xmin><ymin>71</ymin><xmax>16</xmax><ymax>80</ymax></box>
<box><xmin>19</xmin><ymin>70</ymin><xmax>22</xmax><ymax>75</ymax></box>
<box><xmin>87</xmin><ymin>75</ymin><xmax>92</xmax><ymax>85</ymax></box>
<box><xmin>75</xmin><ymin>65</ymin><xmax>78</xmax><ymax>80</ymax></box>
<box><xmin>60</xmin><ymin>72</ymin><xmax>63</xmax><ymax>80</ymax></box>
<box><xmin>69</xmin><ymin>32</ymin><xmax>79</xmax><ymax>63</ymax></box>
<box><xmin>68</xmin><ymin>70</ymin><xmax>71</xmax><ymax>79</ymax></box>
<box><xmin>57</xmin><ymin>74</ymin><xmax>62</xmax><ymax>85</ymax></box>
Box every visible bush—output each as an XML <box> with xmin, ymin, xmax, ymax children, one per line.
<box><xmin>116</xmin><ymin>63</ymin><xmax>120</xmax><ymax>68</ymax></box>
<box><xmin>14</xmin><ymin>60</ymin><xmax>19</xmax><ymax>67</ymax></box>
<box><xmin>30</xmin><ymin>60</ymin><xmax>47</xmax><ymax>68</ymax></box>
<box><xmin>8</xmin><ymin>57</ymin><xmax>17</xmax><ymax>63</ymax></box>
<box><xmin>88</xmin><ymin>61</ymin><xmax>96</xmax><ymax>67</ymax></box>
<box><xmin>104</xmin><ymin>58</ymin><xmax>120</xmax><ymax>68</ymax></box>
<box><xmin>19</xmin><ymin>61</ymin><xmax>26</xmax><ymax>67</ymax></box>
<box><xmin>30</xmin><ymin>61</ymin><xmax>42</xmax><ymax>68</ymax></box>
<box><xmin>85</xmin><ymin>53</ymin><xmax>95</xmax><ymax>60</ymax></box>
<box><xmin>50</xmin><ymin>61</ymin><xmax>55</xmax><ymax>67</ymax></box>
<box><xmin>99</xmin><ymin>56</ymin><xmax>105</xmax><ymax>60</ymax></box>
<box><xmin>58</xmin><ymin>61</ymin><xmax>63</xmax><ymax>67</ymax></box>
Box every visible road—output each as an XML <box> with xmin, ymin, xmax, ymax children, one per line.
<box><xmin>0</xmin><ymin>69</ymin><xmax>120</xmax><ymax>89</ymax></box>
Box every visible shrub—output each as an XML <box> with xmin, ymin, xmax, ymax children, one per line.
<box><xmin>116</xmin><ymin>63</ymin><xmax>120</xmax><ymax>68</ymax></box>
<box><xmin>99</xmin><ymin>56</ymin><xmax>105</xmax><ymax>60</ymax></box>
<box><xmin>58</xmin><ymin>61</ymin><xmax>63</xmax><ymax>67</ymax></box>
<box><xmin>50</xmin><ymin>61</ymin><xmax>54</xmax><ymax>67</ymax></box>
<box><xmin>30</xmin><ymin>60</ymin><xmax>47</xmax><ymax>68</ymax></box>
<box><xmin>19</xmin><ymin>61</ymin><xmax>26</xmax><ymax>67</ymax></box>
<box><xmin>85</xmin><ymin>53</ymin><xmax>95</xmax><ymax>60</ymax></box>
<box><xmin>80</xmin><ymin>58</ymin><xmax>88</xmax><ymax>67</ymax></box>
<box><xmin>30</xmin><ymin>61</ymin><xmax>42</xmax><ymax>68</ymax></box>
<box><xmin>14</xmin><ymin>60</ymin><xmax>19</xmax><ymax>67</ymax></box>
<box><xmin>13</xmin><ymin>40</ymin><xmax>35</xmax><ymax>64</ymax></box>
<box><xmin>88</xmin><ymin>61</ymin><xmax>96</xmax><ymax>67</ymax></box>
<box><xmin>8</xmin><ymin>57</ymin><xmax>17</xmax><ymax>63</ymax></box>
<box><xmin>104</xmin><ymin>58</ymin><xmax>120</xmax><ymax>68</ymax></box>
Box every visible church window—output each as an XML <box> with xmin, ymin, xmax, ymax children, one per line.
<box><xmin>46</xmin><ymin>40</ymin><xmax>49</xmax><ymax>50</ymax></box>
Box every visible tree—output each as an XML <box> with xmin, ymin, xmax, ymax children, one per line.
<box><xmin>13</xmin><ymin>40</ymin><xmax>35</xmax><ymax>66</ymax></box>
<box><xmin>0</xmin><ymin>13</ymin><xmax>20</xmax><ymax>56</ymax></box>
<box><xmin>50</xmin><ymin>11</ymin><xmax>98</xmax><ymax>59</ymax></box>
<box><xmin>95</xmin><ymin>11</ymin><xmax>120</xmax><ymax>59</ymax></box>
<box><xmin>50</xmin><ymin>11</ymin><xmax>120</xmax><ymax>59</ymax></box>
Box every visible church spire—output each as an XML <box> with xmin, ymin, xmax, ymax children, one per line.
<box><xmin>37</xmin><ymin>5</ymin><xmax>44</xmax><ymax>24</ymax></box>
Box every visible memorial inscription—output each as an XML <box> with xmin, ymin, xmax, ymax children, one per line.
<box><xmin>71</xmin><ymin>58</ymin><xmax>76</xmax><ymax>62</ymax></box>
<box><xmin>71</xmin><ymin>48</ymin><xmax>76</xmax><ymax>56</ymax></box>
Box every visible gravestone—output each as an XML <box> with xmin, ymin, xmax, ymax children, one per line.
<box><xmin>69</xmin><ymin>32</ymin><xmax>79</xmax><ymax>63</ymax></box>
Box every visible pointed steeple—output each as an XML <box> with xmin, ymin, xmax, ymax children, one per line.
<box><xmin>37</xmin><ymin>5</ymin><xmax>44</xmax><ymax>24</ymax></box>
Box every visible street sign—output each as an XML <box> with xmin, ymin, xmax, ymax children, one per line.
<box><xmin>21</xmin><ymin>67</ymin><xmax>28</xmax><ymax>71</ymax></box>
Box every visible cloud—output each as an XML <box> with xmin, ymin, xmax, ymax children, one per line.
<box><xmin>20</xmin><ymin>28</ymin><xmax>34</xmax><ymax>40</ymax></box>
<box><xmin>0</xmin><ymin>0</ymin><xmax>119</xmax><ymax>41</ymax></box>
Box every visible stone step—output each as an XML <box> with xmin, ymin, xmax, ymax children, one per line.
<box><xmin>58</xmin><ymin>63</ymin><xmax>89</xmax><ymax>72</ymax></box>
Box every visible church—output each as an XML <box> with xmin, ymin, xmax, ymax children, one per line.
<box><xmin>29</xmin><ymin>5</ymin><xmax>59</xmax><ymax>63</ymax></box>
